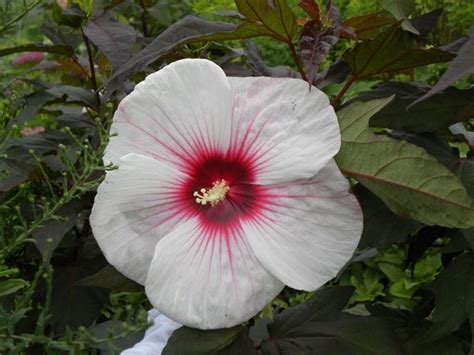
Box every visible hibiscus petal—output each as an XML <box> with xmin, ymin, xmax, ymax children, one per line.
<box><xmin>243</xmin><ymin>159</ymin><xmax>362</xmax><ymax>290</ymax></box>
<box><xmin>105</xmin><ymin>59</ymin><xmax>233</xmax><ymax>169</ymax></box>
<box><xmin>145</xmin><ymin>218</ymin><xmax>284</xmax><ymax>329</ymax></box>
<box><xmin>227</xmin><ymin>76</ymin><xmax>340</xmax><ymax>184</ymax></box>
<box><xmin>90</xmin><ymin>153</ymin><xmax>191</xmax><ymax>284</ymax></box>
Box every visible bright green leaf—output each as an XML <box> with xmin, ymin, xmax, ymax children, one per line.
<box><xmin>0</xmin><ymin>279</ymin><xmax>29</xmax><ymax>297</ymax></box>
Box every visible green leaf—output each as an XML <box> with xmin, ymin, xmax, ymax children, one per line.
<box><xmin>76</xmin><ymin>265</ymin><xmax>142</xmax><ymax>292</ymax></box>
<box><xmin>361</xmin><ymin>83</ymin><xmax>474</xmax><ymax>133</ymax></box>
<box><xmin>262</xmin><ymin>287</ymin><xmax>403</xmax><ymax>354</ymax></box>
<box><xmin>163</xmin><ymin>325</ymin><xmax>249</xmax><ymax>354</ymax></box>
<box><xmin>349</xmin><ymin>265</ymin><xmax>385</xmax><ymax>302</ymax></box>
<box><xmin>0</xmin><ymin>279</ymin><xmax>29</xmax><ymax>297</ymax></box>
<box><xmin>335</xmin><ymin>98</ymin><xmax>474</xmax><ymax>228</ymax></box>
<box><xmin>379</xmin><ymin>0</ymin><xmax>419</xmax><ymax>34</ymax></box>
<box><xmin>235</xmin><ymin>0</ymin><xmax>297</xmax><ymax>41</ymax></box>
<box><xmin>88</xmin><ymin>320</ymin><xmax>145</xmax><ymax>352</ymax></box>
<box><xmin>0</xmin><ymin>44</ymin><xmax>74</xmax><ymax>57</ymax></box>
<box><xmin>354</xmin><ymin>184</ymin><xmax>419</xmax><ymax>251</ymax></box>
<box><xmin>343</xmin><ymin>24</ymin><xmax>453</xmax><ymax>80</ymax></box>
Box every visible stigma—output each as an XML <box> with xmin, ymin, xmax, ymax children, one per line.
<box><xmin>193</xmin><ymin>179</ymin><xmax>230</xmax><ymax>206</ymax></box>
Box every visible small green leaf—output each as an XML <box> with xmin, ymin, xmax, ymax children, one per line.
<box><xmin>0</xmin><ymin>279</ymin><xmax>29</xmax><ymax>297</ymax></box>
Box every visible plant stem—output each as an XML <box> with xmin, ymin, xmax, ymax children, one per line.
<box><xmin>331</xmin><ymin>76</ymin><xmax>356</xmax><ymax>107</ymax></box>
<box><xmin>287</xmin><ymin>40</ymin><xmax>308</xmax><ymax>82</ymax></box>
<box><xmin>81</xmin><ymin>30</ymin><xmax>101</xmax><ymax>111</ymax></box>
<box><xmin>139</xmin><ymin>0</ymin><xmax>148</xmax><ymax>37</ymax></box>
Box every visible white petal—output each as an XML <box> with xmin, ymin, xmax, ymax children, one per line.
<box><xmin>90</xmin><ymin>154</ymin><xmax>190</xmax><ymax>284</ymax></box>
<box><xmin>243</xmin><ymin>160</ymin><xmax>362</xmax><ymax>290</ymax></box>
<box><xmin>227</xmin><ymin>77</ymin><xmax>340</xmax><ymax>184</ymax></box>
<box><xmin>145</xmin><ymin>219</ymin><xmax>284</xmax><ymax>329</ymax></box>
<box><xmin>121</xmin><ymin>309</ymin><xmax>181</xmax><ymax>355</ymax></box>
<box><xmin>105</xmin><ymin>59</ymin><xmax>233</xmax><ymax>168</ymax></box>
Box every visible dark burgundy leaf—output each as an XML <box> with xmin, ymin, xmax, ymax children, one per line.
<box><xmin>268</xmin><ymin>286</ymin><xmax>354</xmax><ymax>335</ymax></box>
<box><xmin>342</xmin><ymin>12</ymin><xmax>397</xmax><ymax>40</ymax></box>
<box><xmin>423</xmin><ymin>253</ymin><xmax>474</xmax><ymax>350</ymax></box>
<box><xmin>106</xmin><ymin>16</ymin><xmax>258</xmax><ymax>95</ymax></box>
<box><xmin>344</xmin><ymin>24</ymin><xmax>454</xmax><ymax>80</ymax></box>
<box><xmin>379</xmin><ymin>0</ymin><xmax>419</xmax><ymax>34</ymax></box>
<box><xmin>235</xmin><ymin>0</ymin><xmax>297</xmax><ymax>41</ymax></box>
<box><xmin>406</xmin><ymin>226</ymin><xmax>448</xmax><ymax>269</ymax></box>
<box><xmin>354</xmin><ymin>184</ymin><xmax>419</xmax><ymax>251</ymax></box>
<box><xmin>299</xmin><ymin>0</ymin><xmax>321</xmax><ymax>23</ymax></box>
<box><xmin>76</xmin><ymin>265</ymin><xmax>142</xmax><ymax>292</ymax></box>
<box><xmin>163</xmin><ymin>325</ymin><xmax>249</xmax><ymax>354</ymax></box>
<box><xmin>326</xmin><ymin>0</ymin><xmax>342</xmax><ymax>27</ymax></box>
<box><xmin>49</xmin><ymin>257</ymin><xmax>109</xmax><ymax>335</ymax></box>
<box><xmin>300</xmin><ymin>21</ymin><xmax>339</xmax><ymax>85</ymax></box>
<box><xmin>410</xmin><ymin>9</ymin><xmax>443</xmax><ymax>37</ymax></box>
<box><xmin>440</xmin><ymin>37</ymin><xmax>469</xmax><ymax>54</ymax></box>
<box><xmin>83</xmin><ymin>13</ymin><xmax>138</xmax><ymax>71</ymax></box>
<box><xmin>245</xmin><ymin>41</ymin><xmax>298</xmax><ymax>78</ymax></box>
<box><xmin>32</xmin><ymin>199</ymin><xmax>83</xmax><ymax>262</ymax></box>
<box><xmin>262</xmin><ymin>287</ymin><xmax>403</xmax><ymax>354</ymax></box>
<box><xmin>357</xmin><ymin>82</ymin><xmax>474</xmax><ymax>132</ymax></box>
<box><xmin>0</xmin><ymin>159</ymin><xmax>34</xmax><ymax>192</ymax></box>
<box><xmin>410</xmin><ymin>26</ymin><xmax>474</xmax><ymax>106</ymax></box>
<box><xmin>314</xmin><ymin>60</ymin><xmax>350</xmax><ymax>88</ymax></box>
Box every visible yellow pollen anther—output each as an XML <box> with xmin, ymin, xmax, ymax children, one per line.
<box><xmin>193</xmin><ymin>179</ymin><xmax>230</xmax><ymax>206</ymax></box>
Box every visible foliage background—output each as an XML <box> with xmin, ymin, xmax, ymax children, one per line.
<box><xmin>0</xmin><ymin>0</ymin><xmax>473</xmax><ymax>353</ymax></box>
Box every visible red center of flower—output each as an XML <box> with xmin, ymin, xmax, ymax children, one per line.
<box><xmin>180</xmin><ymin>153</ymin><xmax>264</xmax><ymax>226</ymax></box>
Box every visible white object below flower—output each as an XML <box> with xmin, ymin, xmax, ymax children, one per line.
<box><xmin>90</xmin><ymin>58</ymin><xmax>363</xmax><ymax>329</ymax></box>
<box><xmin>121</xmin><ymin>309</ymin><xmax>181</xmax><ymax>355</ymax></box>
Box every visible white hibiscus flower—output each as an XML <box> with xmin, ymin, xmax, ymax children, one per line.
<box><xmin>90</xmin><ymin>58</ymin><xmax>363</xmax><ymax>329</ymax></box>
